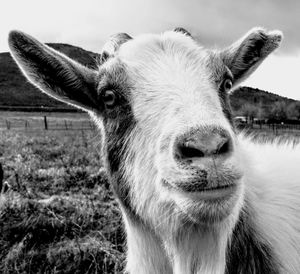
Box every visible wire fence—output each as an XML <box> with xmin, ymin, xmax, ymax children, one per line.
<box><xmin>1</xmin><ymin>115</ymin><xmax>300</xmax><ymax>134</ymax></box>
<box><xmin>236</xmin><ymin>122</ymin><xmax>300</xmax><ymax>135</ymax></box>
<box><xmin>0</xmin><ymin>116</ymin><xmax>95</xmax><ymax>131</ymax></box>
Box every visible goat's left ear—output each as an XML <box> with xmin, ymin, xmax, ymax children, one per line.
<box><xmin>8</xmin><ymin>31</ymin><xmax>99</xmax><ymax>112</ymax></box>
<box><xmin>220</xmin><ymin>28</ymin><xmax>283</xmax><ymax>85</ymax></box>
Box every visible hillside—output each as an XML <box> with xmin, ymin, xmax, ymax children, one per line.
<box><xmin>0</xmin><ymin>43</ymin><xmax>298</xmax><ymax>111</ymax></box>
<box><xmin>230</xmin><ymin>86</ymin><xmax>296</xmax><ymax>113</ymax></box>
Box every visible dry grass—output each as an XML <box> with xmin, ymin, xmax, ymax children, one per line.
<box><xmin>0</xmin><ymin>130</ymin><xmax>124</xmax><ymax>274</ymax></box>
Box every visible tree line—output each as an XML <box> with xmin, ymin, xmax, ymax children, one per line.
<box><xmin>235</xmin><ymin>101</ymin><xmax>300</xmax><ymax>123</ymax></box>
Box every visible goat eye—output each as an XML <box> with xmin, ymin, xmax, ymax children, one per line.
<box><xmin>222</xmin><ymin>79</ymin><xmax>233</xmax><ymax>92</ymax></box>
<box><xmin>102</xmin><ymin>90</ymin><xmax>116</xmax><ymax>107</ymax></box>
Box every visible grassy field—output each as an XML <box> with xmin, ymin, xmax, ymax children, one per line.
<box><xmin>0</xmin><ymin>123</ymin><xmax>300</xmax><ymax>274</ymax></box>
<box><xmin>0</xmin><ymin>130</ymin><xmax>124</xmax><ymax>274</ymax></box>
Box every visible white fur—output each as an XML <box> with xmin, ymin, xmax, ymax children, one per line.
<box><xmin>240</xmin><ymin>137</ymin><xmax>300</xmax><ymax>273</ymax></box>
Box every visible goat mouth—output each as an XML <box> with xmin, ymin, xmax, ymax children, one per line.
<box><xmin>163</xmin><ymin>170</ymin><xmax>241</xmax><ymax>200</ymax></box>
<box><xmin>189</xmin><ymin>183</ymin><xmax>237</xmax><ymax>200</ymax></box>
<box><xmin>164</xmin><ymin>179</ymin><xmax>237</xmax><ymax>198</ymax></box>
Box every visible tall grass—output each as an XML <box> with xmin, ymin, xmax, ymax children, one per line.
<box><xmin>0</xmin><ymin>131</ymin><xmax>124</xmax><ymax>274</ymax></box>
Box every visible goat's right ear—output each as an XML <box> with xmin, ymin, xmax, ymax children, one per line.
<box><xmin>8</xmin><ymin>31</ymin><xmax>100</xmax><ymax>112</ymax></box>
<box><xmin>220</xmin><ymin>28</ymin><xmax>282</xmax><ymax>86</ymax></box>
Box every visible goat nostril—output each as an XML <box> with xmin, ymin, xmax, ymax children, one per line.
<box><xmin>177</xmin><ymin>144</ymin><xmax>205</xmax><ymax>159</ymax></box>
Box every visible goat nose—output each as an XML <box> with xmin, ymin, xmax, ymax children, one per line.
<box><xmin>175</xmin><ymin>128</ymin><xmax>232</xmax><ymax>162</ymax></box>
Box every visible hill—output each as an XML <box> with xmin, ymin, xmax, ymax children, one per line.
<box><xmin>230</xmin><ymin>86</ymin><xmax>297</xmax><ymax>113</ymax></box>
<box><xmin>0</xmin><ymin>43</ymin><xmax>298</xmax><ymax>111</ymax></box>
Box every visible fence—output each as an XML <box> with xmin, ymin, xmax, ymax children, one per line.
<box><xmin>236</xmin><ymin>122</ymin><xmax>300</xmax><ymax>135</ymax></box>
<box><xmin>0</xmin><ymin>115</ymin><xmax>95</xmax><ymax>131</ymax></box>
<box><xmin>1</xmin><ymin>115</ymin><xmax>300</xmax><ymax>133</ymax></box>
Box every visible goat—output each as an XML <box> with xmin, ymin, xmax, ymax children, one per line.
<box><xmin>8</xmin><ymin>27</ymin><xmax>300</xmax><ymax>274</ymax></box>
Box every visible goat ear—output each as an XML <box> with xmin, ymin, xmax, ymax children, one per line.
<box><xmin>220</xmin><ymin>28</ymin><xmax>283</xmax><ymax>85</ymax></box>
<box><xmin>8</xmin><ymin>30</ymin><xmax>100</xmax><ymax>112</ymax></box>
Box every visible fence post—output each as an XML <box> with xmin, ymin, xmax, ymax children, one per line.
<box><xmin>44</xmin><ymin>116</ymin><xmax>48</xmax><ymax>130</ymax></box>
<box><xmin>5</xmin><ymin>120</ymin><xmax>11</xmax><ymax>130</ymax></box>
<box><xmin>64</xmin><ymin>120</ymin><xmax>68</xmax><ymax>130</ymax></box>
<box><xmin>25</xmin><ymin>120</ymin><xmax>29</xmax><ymax>130</ymax></box>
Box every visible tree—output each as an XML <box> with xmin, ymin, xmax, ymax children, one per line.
<box><xmin>256</xmin><ymin>100</ymin><xmax>266</xmax><ymax>120</ymax></box>
<box><xmin>287</xmin><ymin>102</ymin><xmax>300</xmax><ymax>120</ymax></box>
<box><xmin>268</xmin><ymin>101</ymin><xmax>288</xmax><ymax>121</ymax></box>
<box><xmin>240</xmin><ymin>103</ymin><xmax>260</xmax><ymax>123</ymax></box>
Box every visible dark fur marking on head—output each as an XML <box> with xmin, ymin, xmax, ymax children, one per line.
<box><xmin>207</xmin><ymin>53</ymin><xmax>234</xmax><ymax>127</ymax></box>
<box><xmin>97</xmin><ymin>62</ymin><xmax>132</xmax><ymax>117</ymax></box>
<box><xmin>98</xmin><ymin>51</ymin><xmax>110</xmax><ymax>65</ymax></box>
<box><xmin>218</xmin><ymin>90</ymin><xmax>233</xmax><ymax>126</ymax></box>
<box><xmin>99</xmin><ymin>33</ymin><xmax>133</xmax><ymax>65</ymax></box>
<box><xmin>104</xmin><ymin>114</ymin><xmax>138</xmax><ymax>217</ymax></box>
<box><xmin>98</xmin><ymin>61</ymin><xmax>139</xmax><ymax>216</ymax></box>
<box><xmin>226</xmin><ymin>209</ymin><xmax>281</xmax><ymax>274</ymax></box>
<box><xmin>104</xmin><ymin>111</ymin><xmax>136</xmax><ymax>214</ymax></box>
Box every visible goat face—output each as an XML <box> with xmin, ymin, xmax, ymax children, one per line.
<box><xmin>109</xmin><ymin>32</ymin><xmax>242</xmax><ymax>224</ymax></box>
<box><xmin>8</xmin><ymin>28</ymin><xmax>282</xmax><ymax>228</ymax></box>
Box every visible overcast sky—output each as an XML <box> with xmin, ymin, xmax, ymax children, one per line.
<box><xmin>1</xmin><ymin>0</ymin><xmax>300</xmax><ymax>100</ymax></box>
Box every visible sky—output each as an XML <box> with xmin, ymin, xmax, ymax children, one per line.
<box><xmin>1</xmin><ymin>0</ymin><xmax>300</xmax><ymax>100</ymax></box>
